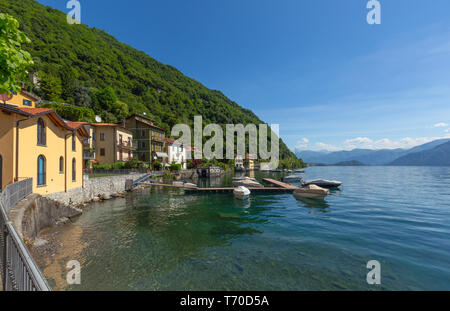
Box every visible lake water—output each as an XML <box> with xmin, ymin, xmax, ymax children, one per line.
<box><xmin>40</xmin><ymin>167</ymin><xmax>450</xmax><ymax>290</ymax></box>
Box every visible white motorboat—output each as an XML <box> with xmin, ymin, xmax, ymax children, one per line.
<box><xmin>302</xmin><ymin>179</ymin><xmax>342</xmax><ymax>189</ymax></box>
<box><xmin>293</xmin><ymin>185</ymin><xmax>330</xmax><ymax>200</ymax></box>
<box><xmin>232</xmin><ymin>179</ymin><xmax>262</xmax><ymax>188</ymax></box>
<box><xmin>294</xmin><ymin>169</ymin><xmax>305</xmax><ymax>173</ymax></box>
<box><xmin>233</xmin><ymin>186</ymin><xmax>251</xmax><ymax>200</ymax></box>
<box><xmin>233</xmin><ymin>176</ymin><xmax>256</xmax><ymax>182</ymax></box>
<box><xmin>173</xmin><ymin>181</ymin><xmax>197</xmax><ymax>188</ymax></box>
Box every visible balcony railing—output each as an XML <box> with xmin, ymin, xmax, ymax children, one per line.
<box><xmin>151</xmin><ymin>136</ymin><xmax>165</xmax><ymax>143</ymax></box>
<box><xmin>83</xmin><ymin>151</ymin><xmax>96</xmax><ymax>160</ymax></box>
<box><xmin>117</xmin><ymin>141</ymin><xmax>137</xmax><ymax>149</ymax></box>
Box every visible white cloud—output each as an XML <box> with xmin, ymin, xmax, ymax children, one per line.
<box><xmin>342</xmin><ymin>135</ymin><xmax>450</xmax><ymax>150</ymax></box>
<box><xmin>446</xmin><ymin>128</ymin><xmax>450</xmax><ymax>133</ymax></box>
<box><xmin>344</xmin><ymin>137</ymin><xmax>374</xmax><ymax>149</ymax></box>
<box><xmin>434</xmin><ymin>122</ymin><xmax>448</xmax><ymax>128</ymax></box>
<box><xmin>294</xmin><ymin>138</ymin><xmax>309</xmax><ymax>150</ymax></box>
<box><xmin>314</xmin><ymin>142</ymin><xmax>341</xmax><ymax>152</ymax></box>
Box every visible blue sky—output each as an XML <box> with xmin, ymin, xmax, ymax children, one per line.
<box><xmin>38</xmin><ymin>0</ymin><xmax>450</xmax><ymax>151</ymax></box>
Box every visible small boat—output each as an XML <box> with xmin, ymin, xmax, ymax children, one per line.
<box><xmin>173</xmin><ymin>181</ymin><xmax>197</xmax><ymax>188</ymax></box>
<box><xmin>294</xmin><ymin>169</ymin><xmax>305</xmax><ymax>173</ymax></box>
<box><xmin>233</xmin><ymin>179</ymin><xmax>263</xmax><ymax>188</ymax></box>
<box><xmin>233</xmin><ymin>176</ymin><xmax>256</xmax><ymax>182</ymax></box>
<box><xmin>293</xmin><ymin>185</ymin><xmax>329</xmax><ymax>200</ymax></box>
<box><xmin>283</xmin><ymin>175</ymin><xmax>303</xmax><ymax>183</ymax></box>
<box><xmin>302</xmin><ymin>179</ymin><xmax>342</xmax><ymax>189</ymax></box>
<box><xmin>233</xmin><ymin>186</ymin><xmax>251</xmax><ymax>200</ymax></box>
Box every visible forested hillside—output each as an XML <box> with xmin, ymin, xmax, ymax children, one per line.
<box><xmin>0</xmin><ymin>0</ymin><xmax>303</xmax><ymax>166</ymax></box>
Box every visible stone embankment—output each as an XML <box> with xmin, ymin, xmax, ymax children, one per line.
<box><xmin>46</xmin><ymin>173</ymin><xmax>147</xmax><ymax>206</ymax></box>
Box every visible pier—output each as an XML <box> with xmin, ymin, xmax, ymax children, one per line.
<box><xmin>262</xmin><ymin>178</ymin><xmax>299</xmax><ymax>190</ymax></box>
<box><xmin>140</xmin><ymin>178</ymin><xmax>298</xmax><ymax>194</ymax></box>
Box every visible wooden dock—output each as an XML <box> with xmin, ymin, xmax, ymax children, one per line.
<box><xmin>262</xmin><ymin>178</ymin><xmax>299</xmax><ymax>190</ymax></box>
<box><xmin>184</xmin><ymin>187</ymin><xmax>295</xmax><ymax>194</ymax></box>
<box><xmin>139</xmin><ymin>182</ymin><xmax>197</xmax><ymax>189</ymax></box>
<box><xmin>141</xmin><ymin>178</ymin><xmax>298</xmax><ymax>194</ymax></box>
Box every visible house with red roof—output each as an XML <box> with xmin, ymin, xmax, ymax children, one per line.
<box><xmin>0</xmin><ymin>91</ymin><xmax>88</xmax><ymax>195</ymax></box>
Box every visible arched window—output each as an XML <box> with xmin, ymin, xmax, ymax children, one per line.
<box><xmin>59</xmin><ymin>156</ymin><xmax>64</xmax><ymax>173</ymax></box>
<box><xmin>72</xmin><ymin>158</ymin><xmax>76</xmax><ymax>181</ymax></box>
<box><xmin>37</xmin><ymin>155</ymin><xmax>46</xmax><ymax>186</ymax></box>
<box><xmin>37</xmin><ymin>118</ymin><xmax>46</xmax><ymax>146</ymax></box>
<box><xmin>72</xmin><ymin>133</ymin><xmax>76</xmax><ymax>151</ymax></box>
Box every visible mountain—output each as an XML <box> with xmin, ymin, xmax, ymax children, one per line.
<box><xmin>296</xmin><ymin>148</ymin><xmax>407</xmax><ymax>165</ymax></box>
<box><xmin>389</xmin><ymin>141</ymin><xmax>450</xmax><ymax>166</ymax></box>
<box><xmin>405</xmin><ymin>139</ymin><xmax>450</xmax><ymax>154</ymax></box>
<box><xmin>0</xmin><ymin>0</ymin><xmax>302</xmax><ymax>165</ymax></box>
<box><xmin>296</xmin><ymin>138</ymin><xmax>450</xmax><ymax>165</ymax></box>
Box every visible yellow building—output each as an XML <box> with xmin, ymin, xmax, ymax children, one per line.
<box><xmin>0</xmin><ymin>102</ymin><xmax>88</xmax><ymax>195</ymax></box>
<box><xmin>0</xmin><ymin>88</ymin><xmax>40</xmax><ymax>108</ymax></box>
<box><xmin>84</xmin><ymin>123</ymin><xmax>135</xmax><ymax>165</ymax></box>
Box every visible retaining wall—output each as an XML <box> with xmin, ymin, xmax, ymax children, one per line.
<box><xmin>45</xmin><ymin>173</ymin><xmax>147</xmax><ymax>205</ymax></box>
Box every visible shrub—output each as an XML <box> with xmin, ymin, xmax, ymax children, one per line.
<box><xmin>93</xmin><ymin>163</ymin><xmax>112</xmax><ymax>170</ymax></box>
<box><xmin>112</xmin><ymin>161</ymin><xmax>126</xmax><ymax>169</ymax></box>
<box><xmin>170</xmin><ymin>163</ymin><xmax>182</xmax><ymax>171</ymax></box>
<box><xmin>153</xmin><ymin>161</ymin><xmax>162</xmax><ymax>170</ymax></box>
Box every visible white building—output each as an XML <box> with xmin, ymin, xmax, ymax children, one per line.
<box><xmin>166</xmin><ymin>138</ymin><xmax>187</xmax><ymax>169</ymax></box>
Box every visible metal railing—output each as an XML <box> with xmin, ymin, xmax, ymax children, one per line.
<box><xmin>83</xmin><ymin>150</ymin><xmax>96</xmax><ymax>160</ymax></box>
<box><xmin>0</xmin><ymin>178</ymin><xmax>51</xmax><ymax>291</ymax></box>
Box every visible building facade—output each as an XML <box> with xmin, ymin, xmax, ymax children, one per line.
<box><xmin>0</xmin><ymin>101</ymin><xmax>87</xmax><ymax>195</ymax></box>
<box><xmin>82</xmin><ymin>123</ymin><xmax>135</xmax><ymax>165</ymax></box>
<box><xmin>125</xmin><ymin>114</ymin><xmax>168</xmax><ymax>166</ymax></box>
<box><xmin>165</xmin><ymin>138</ymin><xmax>187</xmax><ymax>169</ymax></box>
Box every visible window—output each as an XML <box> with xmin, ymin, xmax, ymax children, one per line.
<box><xmin>72</xmin><ymin>133</ymin><xmax>76</xmax><ymax>151</ymax></box>
<box><xmin>37</xmin><ymin>155</ymin><xmax>46</xmax><ymax>186</ymax></box>
<box><xmin>141</xmin><ymin>130</ymin><xmax>146</xmax><ymax>137</ymax></box>
<box><xmin>23</xmin><ymin>99</ymin><xmax>32</xmax><ymax>106</ymax></box>
<box><xmin>100</xmin><ymin>133</ymin><xmax>105</xmax><ymax>141</ymax></box>
<box><xmin>120</xmin><ymin>150</ymin><xmax>123</xmax><ymax>161</ymax></box>
<box><xmin>59</xmin><ymin>156</ymin><xmax>64</xmax><ymax>173</ymax></box>
<box><xmin>37</xmin><ymin>118</ymin><xmax>46</xmax><ymax>146</ymax></box>
<box><xmin>128</xmin><ymin>151</ymin><xmax>131</xmax><ymax>158</ymax></box>
<box><xmin>100</xmin><ymin>148</ymin><xmax>105</xmax><ymax>156</ymax></box>
<box><xmin>72</xmin><ymin>158</ymin><xmax>76</xmax><ymax>181</ymax></box>
<box><xmin>119</xmin><ymin>134</ymin><xmax>123</xmax><ymax>145</ymax></box>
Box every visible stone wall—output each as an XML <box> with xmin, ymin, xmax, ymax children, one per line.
<box><xmin>8</xmin><ymin>194</ymin><xmax>82</xmax><ymax>241</ymax></box>
<box><xmin>45</xmin><ymin>173</ymin><xmax>147</xmax><ymax>206</ymax></box>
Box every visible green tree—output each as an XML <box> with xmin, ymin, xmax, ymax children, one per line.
<box><xmin>38</xmin><ymin>71</ymin><xmax>62</xmax><ymax>101</ymax></box>
<box><xmin>95</xmin><ymin>86</ymin><xmax>118</xmax><ymax>110</ymax></box>
<box><xmin>0</xmin><ymin>13</ymin><xmax>34</xmax><ymax>95</ymax></box>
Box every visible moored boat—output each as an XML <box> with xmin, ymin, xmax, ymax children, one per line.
<box><xmin>302</xmin><ymin>179</ymin><xmax>342</xmax><ymax>189</ymax></box>
<box><xmin>233</xmin><ymin>179</ymin><xmax>263</xmax><ymax>188</ymax></box>
<box><xmin>294</xmin><ymin>169</ymin><xmax>305</xmax><ymax>173</ymax></box>
<box><xmin>233</xmin><ymin>186</ymin><xmax>251</xmax><ymax>200</ymax></box>
<box><xmin>293</xmin><ymin>185</ymin><xmax>329</xmax><ymax>200</ymax></box>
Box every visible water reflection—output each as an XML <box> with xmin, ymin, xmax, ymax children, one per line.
<box><xmin>295</xmin><ymin>197</ymin><xmax>331</xmax><ymax>212</ymax></box>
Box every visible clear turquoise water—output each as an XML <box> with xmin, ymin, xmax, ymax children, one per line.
<box><xmin>62</xmin><ymin>167</ymin><xmax>450</xmax><ymax>290</ymax></box>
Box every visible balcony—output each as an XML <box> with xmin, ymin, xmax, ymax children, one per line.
<box><xmin>151</xmin><ymin>136</ymin><xmax>165</xmax><ymax>143</ymax></box>
<box><xmin>117</xmin><ymin>140</ymin><xmax>137</xmax><ymax>150</ymax></box>
<box><xmin>83</xmin><ymin>150</ymin><xmax>96</xmax><ymax>160</ymax></box>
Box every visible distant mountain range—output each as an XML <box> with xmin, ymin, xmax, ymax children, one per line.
<box><xmin>296</xmin><ymin>139</ymin><xmax>450</xmax><ymax>166</ymax></box>
<box><xmin>389</xmin><ymin>141</ymin><xmax>450</xmax><ymax>166</ymax></box>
